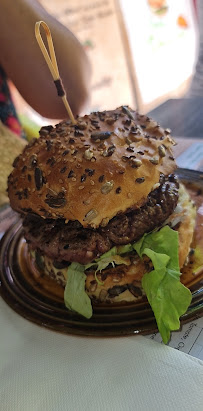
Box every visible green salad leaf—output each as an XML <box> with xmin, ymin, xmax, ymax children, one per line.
<box><xmin>192</xmin><ymin>246</ymin><xmax>203</xmax><ymax>275</ymax></box>
<box><xmin>64</xmin><ymin>262</ymin><xmax>92</xmax><ymax>319</ymax></box>
<box><xmin>133</xmin><ymin>226</ymin><xmax>192</xmax><ymax>344</ymax></box>
<box><xmin>96</xmin><ymin>255</ymin><xmax>130</xmax><ymax>273</ymax></box>
<box><xmin>64</xmin><ymin>251</ymin><xmax>130</xmax><ymax>317</ymax></box>
<box><xmin>85</xmin><ymin>247</ymin><xmax>130</xmax><ymax>284</ymax></box>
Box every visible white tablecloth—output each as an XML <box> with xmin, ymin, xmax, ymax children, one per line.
<box><xmin>0</xmin><ymin>298</ymin><xmax>203</xmax><ymax>411</ymax></box>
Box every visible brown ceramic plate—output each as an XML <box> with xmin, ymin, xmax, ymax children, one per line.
<box><xmin>0</xmin><ymin>168</ymin><xmax>203</xmax><ymax>337</ymax></box>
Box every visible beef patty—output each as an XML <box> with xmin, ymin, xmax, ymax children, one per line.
<box><xmin>23</xmin><ymin>174</ymin><xmax>179</xmax><ymax>265</ymax></box>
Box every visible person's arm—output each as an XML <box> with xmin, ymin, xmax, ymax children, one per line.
<box><xmin>0</xmin><ymin>0</ymin><xmax>91</xmax><ymax>119</ymax></box>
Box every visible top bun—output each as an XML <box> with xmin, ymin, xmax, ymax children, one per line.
<box><xmin>8</xmin><ymin>106</ymin><xmax>177</xmax><ymax>228</ymax></box>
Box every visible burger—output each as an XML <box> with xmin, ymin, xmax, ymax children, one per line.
<box><xmin>8</xmin><ymin>106</ymin><xmax>196</xmax><ymax>343</ymax></box>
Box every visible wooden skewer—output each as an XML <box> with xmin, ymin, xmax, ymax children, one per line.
<box><xmin>35</xmin><ymin>21</ymin><xmax>76</xmax><ymax>124</ymax></box>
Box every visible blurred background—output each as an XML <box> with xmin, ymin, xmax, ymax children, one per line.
<box><xmin>10</xmin><ymin>0</ymin><xmax>198</xmax><ymax>126</ymax></box>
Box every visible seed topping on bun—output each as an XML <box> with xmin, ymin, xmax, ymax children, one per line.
<box><xmin>8</xmin><ymin>106</ymin><xmax>176</xmax><ymax>227</ymax></box>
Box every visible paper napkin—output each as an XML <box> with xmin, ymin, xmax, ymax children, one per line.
<box><xmin>0</xmin><ymin>298</ymin><xmax>203</xmax><ymax>411</ymax></box>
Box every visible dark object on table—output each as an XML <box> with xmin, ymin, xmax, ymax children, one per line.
<box><xmin>147</xmin><ymin>98</ymin><xmax>203</xmax><ymax>138</ymax></box>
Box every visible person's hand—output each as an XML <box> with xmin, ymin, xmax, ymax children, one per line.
<box><xmin>0</xmin><ymin>0</ymin><xmax>91</xmax><ymax>119</ymax></box>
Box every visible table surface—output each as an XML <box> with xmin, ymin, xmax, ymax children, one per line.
<box><xmin>147</xmin><ymin>98</ymin><xmax>203</xmax><ymax>138</ymax></box>
<box><xmin>173</xmin><ymin>136</ymin><xmax>201</xmax><ymax>156</ymax></box>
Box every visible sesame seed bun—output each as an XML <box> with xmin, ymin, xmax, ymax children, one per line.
<box><xmin>8</xmin><ymin>106</ymin><xmax>176</xmax><ymax>228</ymax></box>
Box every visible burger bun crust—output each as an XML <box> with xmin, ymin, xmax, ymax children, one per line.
<box><xmin>8</xmin><ymin>107</ymin><xmax>176</xmax><ymax>228</ymax></box>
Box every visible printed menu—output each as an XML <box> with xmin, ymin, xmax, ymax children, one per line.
<box><xmin>147</xmin><ymin>317</ymin><xmax>203</xmax><ymax>360</ymax></box>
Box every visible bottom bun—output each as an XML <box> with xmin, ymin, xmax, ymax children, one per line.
<box><xmin>28</xmin><ymin>184</ymin><xmax>196</xmax><ymax>304</ymax></box>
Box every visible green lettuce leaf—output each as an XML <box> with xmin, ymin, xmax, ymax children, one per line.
<box><xmin>134</xmin><ymin>226</ymin><xmax>192</xmax><ymax>344</ymax></box>
<box><xmin>64</xmin><ymin>262</ymin><xmax>92</xmax><ymax>319</ymax></box>
<box><xmin>192</xmin><ymin>246</ymin><xmax>203</xmax><ymax>274</ymax></box>
<box><xmin>117</xmin><ymin>243</ymin><xmax>134</xmax><ymax>254</ymax></box>
<box><xmin>65</xmin><ymin>249</ymin><xmax>131</xmax><ymax>315</ymax></box>
<box><xmin>64</xmin><ymin>251</ymin><xmax>130</xmax><ymax>318</ymax></box>
<box><xmin>96</xmin><ymin>255</ymin><xmax>130</xmax><ymax>273</ymax></box>
<box><xmin>85</xmin><ymin>248</ymin><xmax>130</xmax><ymax>284</ymax></box>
